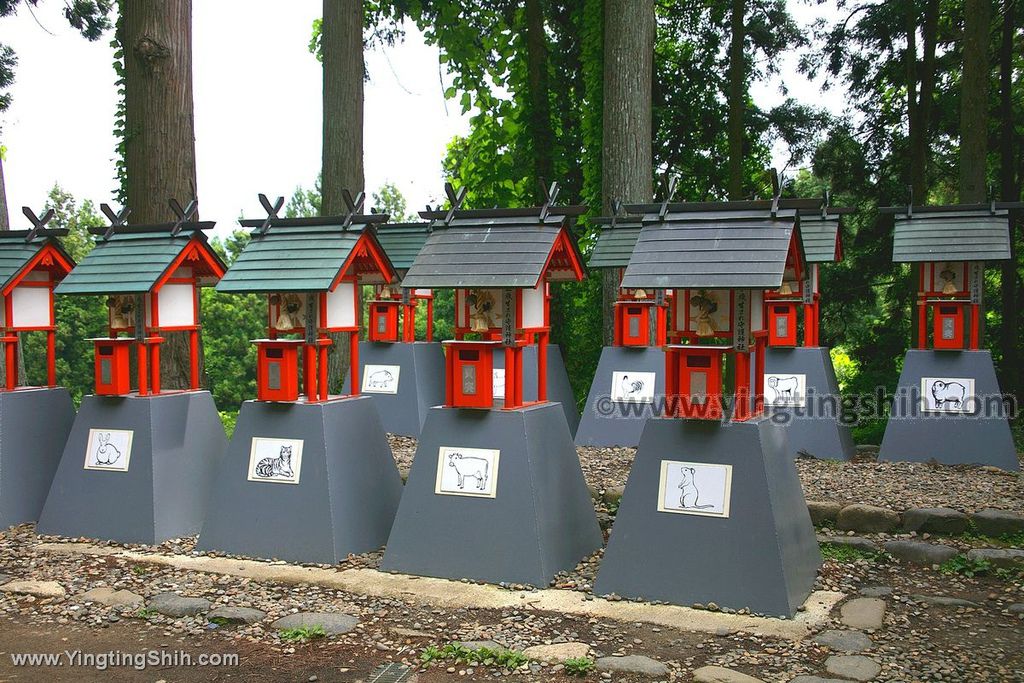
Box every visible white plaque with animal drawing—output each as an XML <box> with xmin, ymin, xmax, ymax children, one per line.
<box><xmin>920</xmin><ymin>377</ymin><xmax>976</xmax><ymax>413</ymax></box>
<box><xmin>84</xmin><ymin>429</ymin><xmax>134</xmax><ymax>472</ymax></box>
<box><xmin>492</xmin><ymin>369</ymin><xmax>506</xmax><ymax>399</ymax></box>
<box><xmin>764</xmin><ymin>373</ymin><xmax>807</xmax><ymax>407</ymax></box>
<box><xmin>657</xmin><ymin>460</ymin><xmax>732</xmax><ymax>518</ymax></box>
<box><xmin>434</xmin><ymin>446</ymin><xmax>500</xmax><ymax>499</ymax></box>
<box><xmin>610</xmin><ymin>371</ymin><xmax>656</xmax><ymax>403</ymax></box>
<box><xmin>247</xmin><ymin>437</ymin><xmax>304</xmax><ymax>485</ymax></box>
<box><xmin>362</xmin><ymin>364</ymin><xmax>401</xmax><ymax>394</ymax></box>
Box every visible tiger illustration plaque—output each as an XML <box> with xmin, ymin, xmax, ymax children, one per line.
<box><xmin>434</xmin><ymin>446</ymin><xmax>500</xmax><ymax>498</ymax></box>
<box><xmin>656</xmin><ymin>460</ymin><xmax>732</xmax><ymax>518</ymax></box>
<box><xmin>247</xmin><ymin>437</ymin><xmax>304</xmax><ymax>485</ymax></box>
<box><xmin>83</xmin><ymin>428</ymin><xmax>134</xmax><ymax>472</ymax></box>
<box><xmin>920</xmin><ymin>377</ymin><xmax>976</xmax><ymax>414</ymax></box>
<box><xmin>610</xmin><ymin>370</ymin><xmax>656</xmax><ymax>403</ymax></box>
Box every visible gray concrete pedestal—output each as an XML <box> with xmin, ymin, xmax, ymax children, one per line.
<box><xmin>0</xmin><ymin>387</ymin><xmax>75</xmax><ymax>529</ymax></box>
<box><xmin>575</xmin><ymin>346</ymin><xmax>665</xmax><ymax>447</ymax></box>
<box><xmin>764</xmin><ymin>347</ymin><xmax>855</xmax><ymax>460</ymax></box>
<box><xmin>37</xmin><ymin>391</ymin><xmax>226</xmax><ymax>544</ymax></box>
<box><xmin>381</xmin><ymin>402</ymin><xmax>601</xmax><ymax>586</ymax></box>
<box><xmin>196</xmin><ymin>395</ymin><xmax>402</xmax><ymax>564</ymax></box>
<box><xmin>594</xmin><ymin>418</ymin><xmax>821</xmax><ymax>617</ymax></box>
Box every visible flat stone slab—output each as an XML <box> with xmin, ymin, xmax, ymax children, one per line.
<box><xmin>858</xmin><ymin>586</ymin><xmax>892</xmax><ymax>598</ymax></box>
<box><xmin>147</xmin><ymin>593</ymin><xmax>212</xmax><ymax>618</ymax></box>
<box><xmin>970</xmin><ymin>509</ymin><xmax>1024</xmax><ymax>537</ymax></box>
<box><xmin>455</xmin><ymin>640</ymin><xmax>506</xmax><ymax>652</ymax></box>
<box><xmin>522</xmin><ymin>642</ymin><xmax>591</xmax><ymax>663</ymax></box>
<box><xmin>596</xmin><ymin>655</ymin><xmax>669</xmax><ymax>677</ymax></box>
<box><xmin>271</xmin><ymin>612</ymin><xmax>358</xmax><ymax>636</ymax></box>
<box><xmin>882</xmin><ymin>540</ymin><xmax>957</xmax><ymax>566</ymax></box>
<box><xmin>1008</xmin><ymin>604</ymin><xmax>1024</xmax><ymax>614</ymax></box>
<box><xmin>812</xmin><ymin>629</ymin><xmax>873</xmax><ymax>653</ymax></box>
<box><xmin>825</xmin><ymin>654</ymin><xmax>881</xmax><ymax>681</ymax></box>
<box><xmin>0</xmin><ymin>574</ymin><xmax>9</xmax><ymax>585</ymax></box>
<box><xmin>0</xmin><ymin>580</ymin><xmax>65</xmax><ymax>598</ymax></box>
<box><xmin>693</xmin><ymin>665</ymin><xmax>765</xmax><ymax>682</ymax></box>
<box><xmin>911</xmin><ymin>594</ymin><xmax>979</xmax><ymax>608</ymax></box>
<box><xmin>207</xmin><ymin>606</ymin><xmax>267</xmax><ymax>625</ymax></box>
<box><xmin>966</xmin><ymin>548</ymin><xmax>1024</xmax><ymax>569</ymax></box>
<box><xmin>901</xmin><ymin>507</ymin><xmax>969</xmax><ymax>535</ymax></box>
<box><xmin>818</xmin><ymin>535</ymin><xmax>877</xmax><ymax>553</ymax></box>
<box><xmin>840</xmin><ymin>598</ymin><xmax>885</xmax><ymax>630</ymax></box>
<box><xmin>836</xmin><ymin>505</ymin><xmax>900</xmax><ymax>533</ymax></box>
<box><xmin>789</xmin><ymin>677</ymin><xmax>849</xmax><ymax>683</ymax></box>
<box><xmin>807</xmin><ymin>501</ymin><xmax>843</xmax><ymax>525</ymax></box>
<box><xmin>78</xmin><ymin>587</ymin><xmax>143</xmax><ymax>608</ymax></box>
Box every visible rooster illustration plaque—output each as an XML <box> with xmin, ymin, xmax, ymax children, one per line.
<box><xmin>610</xmin><ymin>371</ymin><xmax>657</xmax><ymax>404</ymax></box>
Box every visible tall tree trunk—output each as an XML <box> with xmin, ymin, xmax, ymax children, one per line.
<box><xmin>525</xmin><ymin>0</ymin><xmax>554</xmax><ymax>192</ymax></box>
<box><xmin>600</xmin><ymin>0</ymin><xmax>654</xmax><ymax>345</ymax></box>
<box><xmin>909</xmin><ymin>0</ymin><xmax>939</xmax><ymax>201</ymax></box>
<box><xmin>958</xmin><ymin>0</ymin><xmax>991</xmax><ymax>203</ymax></box>
<box><xmin>998</xmin><ymin>0</ymin><xmax>1018</xmax><ymax>395</ymax></box>
<box><xmin>726</xmin><ymin>0</ymin><xmax>745</xmax><ymax>200</ymax></box>
<box><xmin>0</xmin><ymin>155</ymin><xmax>9</xmax><ymax>229</ymax></box>
<box><xmin>118</xmin><ymin>0</ymin><xmax>198</xmax><ymax>391</ymax></box>
<box><xmin>321</xmin><ymin>0</ymin><xmax>364</xmax><ymax>392</ymax></box>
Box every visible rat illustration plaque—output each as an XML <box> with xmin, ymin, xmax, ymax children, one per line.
<box><xmin>920</xmin><ymin>377</ymin><xmax>976</xmax><ymax>414</ymax></box>
<box><xmin>435</xmin><ymin>446</ymin><xmax>500</xmax><ymax>498</ymax></box>
<box><xmin>247</xmin><ymin>437</ymin><xmax>304</xmax><ymax>485</ymax></box>
<box><xmin>611</xmin><ymin>371</ymin><xmax>656</xmax><ymax>403</ymax></box>
<box><xmin>657</xmin><ymin>460</ymin><xmax>732</xmax><ymax>518</ymax></box>
<box><xmin>83</xmin><ymin>429</ymin><xmax>134</xmax><ymax>472</ymax></box>
<box><xmin>764</xmin><ymin>373</ymin><xmax>808</xmax><ymax>407</ymax></box>
<box><xmin>362</xmin><ymin>364</ymin><xmax>401</xmax><ymax>394</ymax></box>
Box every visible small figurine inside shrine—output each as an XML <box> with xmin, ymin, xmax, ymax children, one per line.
<box><xmin>38</xmin><ymin>200</ymin><xmax>228</xmax><ymax>545</ymax></box>
<box><xmin>381</xmin><ymin>183</ymin><xmax>601</xmax><ymax>587</ymax></box>
<box><xmin>0</xmin><ymin>207</ymin><xmax>76</xmax><ymax>529</ymax></box>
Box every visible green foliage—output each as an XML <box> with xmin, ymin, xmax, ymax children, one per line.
<box><xmin>940</xmin><ymin>554</ymin><xmax>993</xmax><ymax>578</ymax></box>
<box><xmin>278</xmin><ymin>625</ymin><xmax>327</xmax><ymax>643</ymax></box>
<box><xmin>372</xmin><ymin>181</ymin><xmax>414</xmax><ymax>221</ymax></box>
<box><xmin>218</xmin><ymin>411</ymin><xmax>238</xmax><ymax>438</ymax></box>
<box><xmin>420</xmin><ymin>643</ymin><xmax>529</xmax><ymax>670</ymax></box>
<box><xmin>819</xmin><ymin>542</ymin><xmax>887</xmax><ymax>563</ymax></box>
<box><xmin>564</xmin><ymin>657</ymin><xmax>596</xmax><ymax>677</ymax></box>
<box><xmin>132</xmin><ymin>607</ymin><xmax>157</xmax><ymax>619</ymax></box>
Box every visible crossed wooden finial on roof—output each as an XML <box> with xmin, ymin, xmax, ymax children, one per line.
<box><xmin>99</xmin><ymin>203</ymin><xmax>131</xmax><ymax>240</ymax></box>
<box><xmin>658</xmin><ymin>173</ymin><xmax>678</xmax><ymax>221</ymax></box>
<box><xmin>342</xmin><ymin>189</ymin><xmax>366</xmax><ymax>229</ymax></box>
<box><xmin>169</xmin><ymin>198</ymin><xmax>199</xmax><ymax>236</ymax></box>
<box><xmin>21</xmin><ymin>206</ymin><xmax>55</xmax><ymax>243</ymax></box>
<box><xmin>442</xmin><ymin>182</ymin><xmax>468</xmax><ymax>225</ymax></box>
<box><xmin>256</xmin><ymin>194</ymin><xmax>285</xmax><ymax>234</ymax></box>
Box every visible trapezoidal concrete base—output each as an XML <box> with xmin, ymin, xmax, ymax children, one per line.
<box><xmin>763</xmin><ymin>347</ymin><xmax>855</xmax><ymax>461</ymax></box>
<box><xmin>381</xmin><ymin>402</ymin><xmax>601</xmax><ymax>586</ymax></box>
<box><xmin>493</xmin><ymin>344</ymin><xmax>579</xmax><ymax>436</ymax></box>
<box><xmin>575</xmin><ymin>346</ymin><xmax>665</xmax><ymax>447</ymax></box>
<box><xmin>341</xmin><ymin>341</ymin><xmax>446</xmax><ymax>437</ymax></box>
<box><xmin>37</xmin><ymin>391</ymin><xmax>226</xmax><ymax>545</ymax></box>
<box><xmin>196</xmin><ymin>395</ymin><xmax>402</xmax><ymax>564</ymax></box>
<box><xmin>879</xmin><ymin>349</ymin><xmax>1018</xmax><ymax>471</ymax></box>
<box><xmin>594</xmin><ymin>418</ymin><xmax>821</xmax><ymax>618</ymax></box>
<box><xmin>0</xmin><ymin>387</ymin><xmax>75</xmax><ymax>529</ymax></box>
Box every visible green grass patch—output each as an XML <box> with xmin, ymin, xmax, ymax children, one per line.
<box><xmin>132</xmin><ymin>607</ymin><xmax>157</xmax><ymax>619</ymax></box>
<box><xmin>279</xmin><ymin>625</ymin><xmax>327</xmax><ymax>643</ymax></box>
<box><xmin>819</xmin><ymin>542</ymin><xmax>887</xmax><ymax>563</ymax></box>
<box><xmin>564</xmin><ymin>657</ymin><xmax>596</xmax><ymax>677</ymax></box>
<box><xmin>940</xmin><ymin>554</ymin><xmax>992</xmax><ymax>578</ymax></box>
<box><xmin>420</xmin><ymin>643</ymin><xmax>529</xmax><ymax>670</ymax></box>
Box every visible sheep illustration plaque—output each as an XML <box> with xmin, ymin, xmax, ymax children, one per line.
<box><xmin>435</xmin><ymin>446</ymin><xmax>500</xmax><ymax>498</ymax></box>
<box><xmin>920</xmin><ymin>377</ymin><xmax>975</xmax><ymax>413</ymax></box>
<box><xmin>247</xmin><ymin>437</ymin><xmax>303</xmax><ymax>484</ymax></box>
<box><xmin>657</xmin><ymin>460</ymin><xmax>732</xmax><ymax>517</ymax></box>
<box><xmin>611</xmin><ymin>371</ymin><xmax>656</xmax><ymax>403</ymax></box>
<box><xmin>763</xmin><ymin>373</ymin><xmax>807</xmax><ymax>407</ymax></box>
<box><xmin>83</xmin><ymin>429</ymin><xmax>133</xmax><ymax>472</ymax></box>
<box><xmin>361</xmin><ymin>364</ymin><xmax>401</xmax><ymax>394</ymax></box>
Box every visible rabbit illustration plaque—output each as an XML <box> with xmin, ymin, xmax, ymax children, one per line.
<box><xmin>920</xmin><ymin>377</ymin><xmax>976</xmax><ymax>413</ymax></box>
<box><xmin>362</xmin><ymin>364</ymin><xmax>401</xmax><ymax>394</ymax></box>
<box><xmin>657</xmin><ymin>460</ymin><xmax>732</xmax><ymax>518</ymax></box>
<box><xmin>83</xmin><ymin>429</ymin><xmax>134</xmax><ymax>472</ymax></box>
<box><xmin>764</xmin><ymin>373</ymin><xmax>807</xmax><ymax>407</ymax></box>
<box><xmin>247</xmin><ymin>437</ymin><xmax>304</xmax><ymax>485</ymax></box>
<box><xmin>610</xmin><ymin>371</ymin><xmax>656</xmax><ymax>403</ymax></box>
<box><xmin>434</xmin><ymin>446</ymin><xmax>500</xmax><ymax>498</ymax></box>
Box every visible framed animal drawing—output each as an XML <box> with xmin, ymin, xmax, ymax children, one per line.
<box><xmin>656</xmin><ymin>460</ymin><xmax>732</xmax><ymax>518</ymax></box>
<box><xmin>434</xmin><ymin>446</ymin><xmax>500</xmax><ymax>498</ymax></box>
<box><xmin>362</xmin><ymin>364</ymin><xmax>401</xmax><ymax>394</ymax></box>
<box><xmin>763</xmin><ymin>373</ymin><xmax>807</xmax><ymax>407</ymax></box>
<box><xmin>610</xmin><ymin>371</ymin><xmax>656</xmax><ymax>404</ymax></box>
<box><xmin>920</xmin><ymin>377</ymin><xmax>975</xmax><ymax>414</ymax></box>
<box><xmin>83</xmin><ymin>429</ymin><xmax>134</xmax><ymax>472</ymax></box>
<box><xmin>247</xmin><ymin>437</ymin><xmax>304</xmax><ymax>484</ymax></box>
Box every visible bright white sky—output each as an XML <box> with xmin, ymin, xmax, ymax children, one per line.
<box><xmin>0</xmin><ymin>1</ymin><xmax>844</xmax><ymax>238</ymax></box>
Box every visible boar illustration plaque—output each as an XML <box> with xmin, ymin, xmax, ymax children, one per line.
<box><xmin>434</xmin><ymin>446</ymin><xmax>500</xmax><ymax>498</ymax></box>
<box><xmin>83</xmin><ymin>429</ymin><xmax>134</xmax><ymax>472</ymax></box>
<box><xmin>247</xmin><ymin>437</ymin><xmax>304</xmax><ymax>484</ymax></box>
<box><xmin>656</xmin><ymin>460</ymin><xmax>732</xmax><ymax>518</ymax></box>
<box><xmin>362</xmin><ymin>364</ymin><xmax>401</xmax><ymax>394</ymax></box>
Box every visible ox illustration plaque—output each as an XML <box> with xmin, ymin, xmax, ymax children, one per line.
<box><xmin>657</xmin><ymin>460</ymin><xmax>732</xmax><ymax>518</ymax></box>
<box><xmin>434</xmin><ymin>446</ymin><xmax>500</xmax><ymax>499</ymax></box>
<box><xmin>247</xmin><ymin>437</ymin><xmax>304</xmax><ymax>485</ymax></box>
<box><xmin>362</xmin><ymin>364</ymin><xmax>401</xmax><ymax>394</ymax></box>
<box><xmin>611</xmin><ymin>371</ymin><xmax>656</xmax><ymax>403</ymax></box>
<box><xmin>920</xmin><ymin>377</ymin><xmax>976</xmax><ymax>414</ymax></box>
<box><xmin>764</xmin><ymin>373</ymin><xmax>808</xmax><ymax>407</ymax></box>
<box><xmin>84</xmin><ymin>429</ymin><xmax>134</xmax><ymax>472</ymax></box>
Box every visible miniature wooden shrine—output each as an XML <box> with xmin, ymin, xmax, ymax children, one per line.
<box><xmin>196</xmin><ymin>192</ymin><xmax>404</xmax><ymax>564</ymax></box>
<box><xmin>575</xmin><ymin>206</ymin><xmax>669</xmax><ymax>446</ymax></box>
<box><xmin>37</xmin><ymin>200</ymin><xmax>228</xmax><ymax>545</ymax></box>
<box><xmin>593</xmin><ymin>194</ymin><xmax>820</xmax><ymax>617</ymax></box>
<box><xmin>341</xmin><ymin>221</ymin><xmax>446</xmax><ymax>437</ymax></box>
<box><xmin>878</xmin><ymin>201</ymin><xmax>1021</xmax><ymax>471</ymax></box>
<box><xmin>0</xmin><ymin>208</ymin><xmax>77</xmax><ymax>529</ymax></box>
<box><xmin>381</xmin><ymin>184</ymin><xmax>602</xmax><ymax>587</ymax></box>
